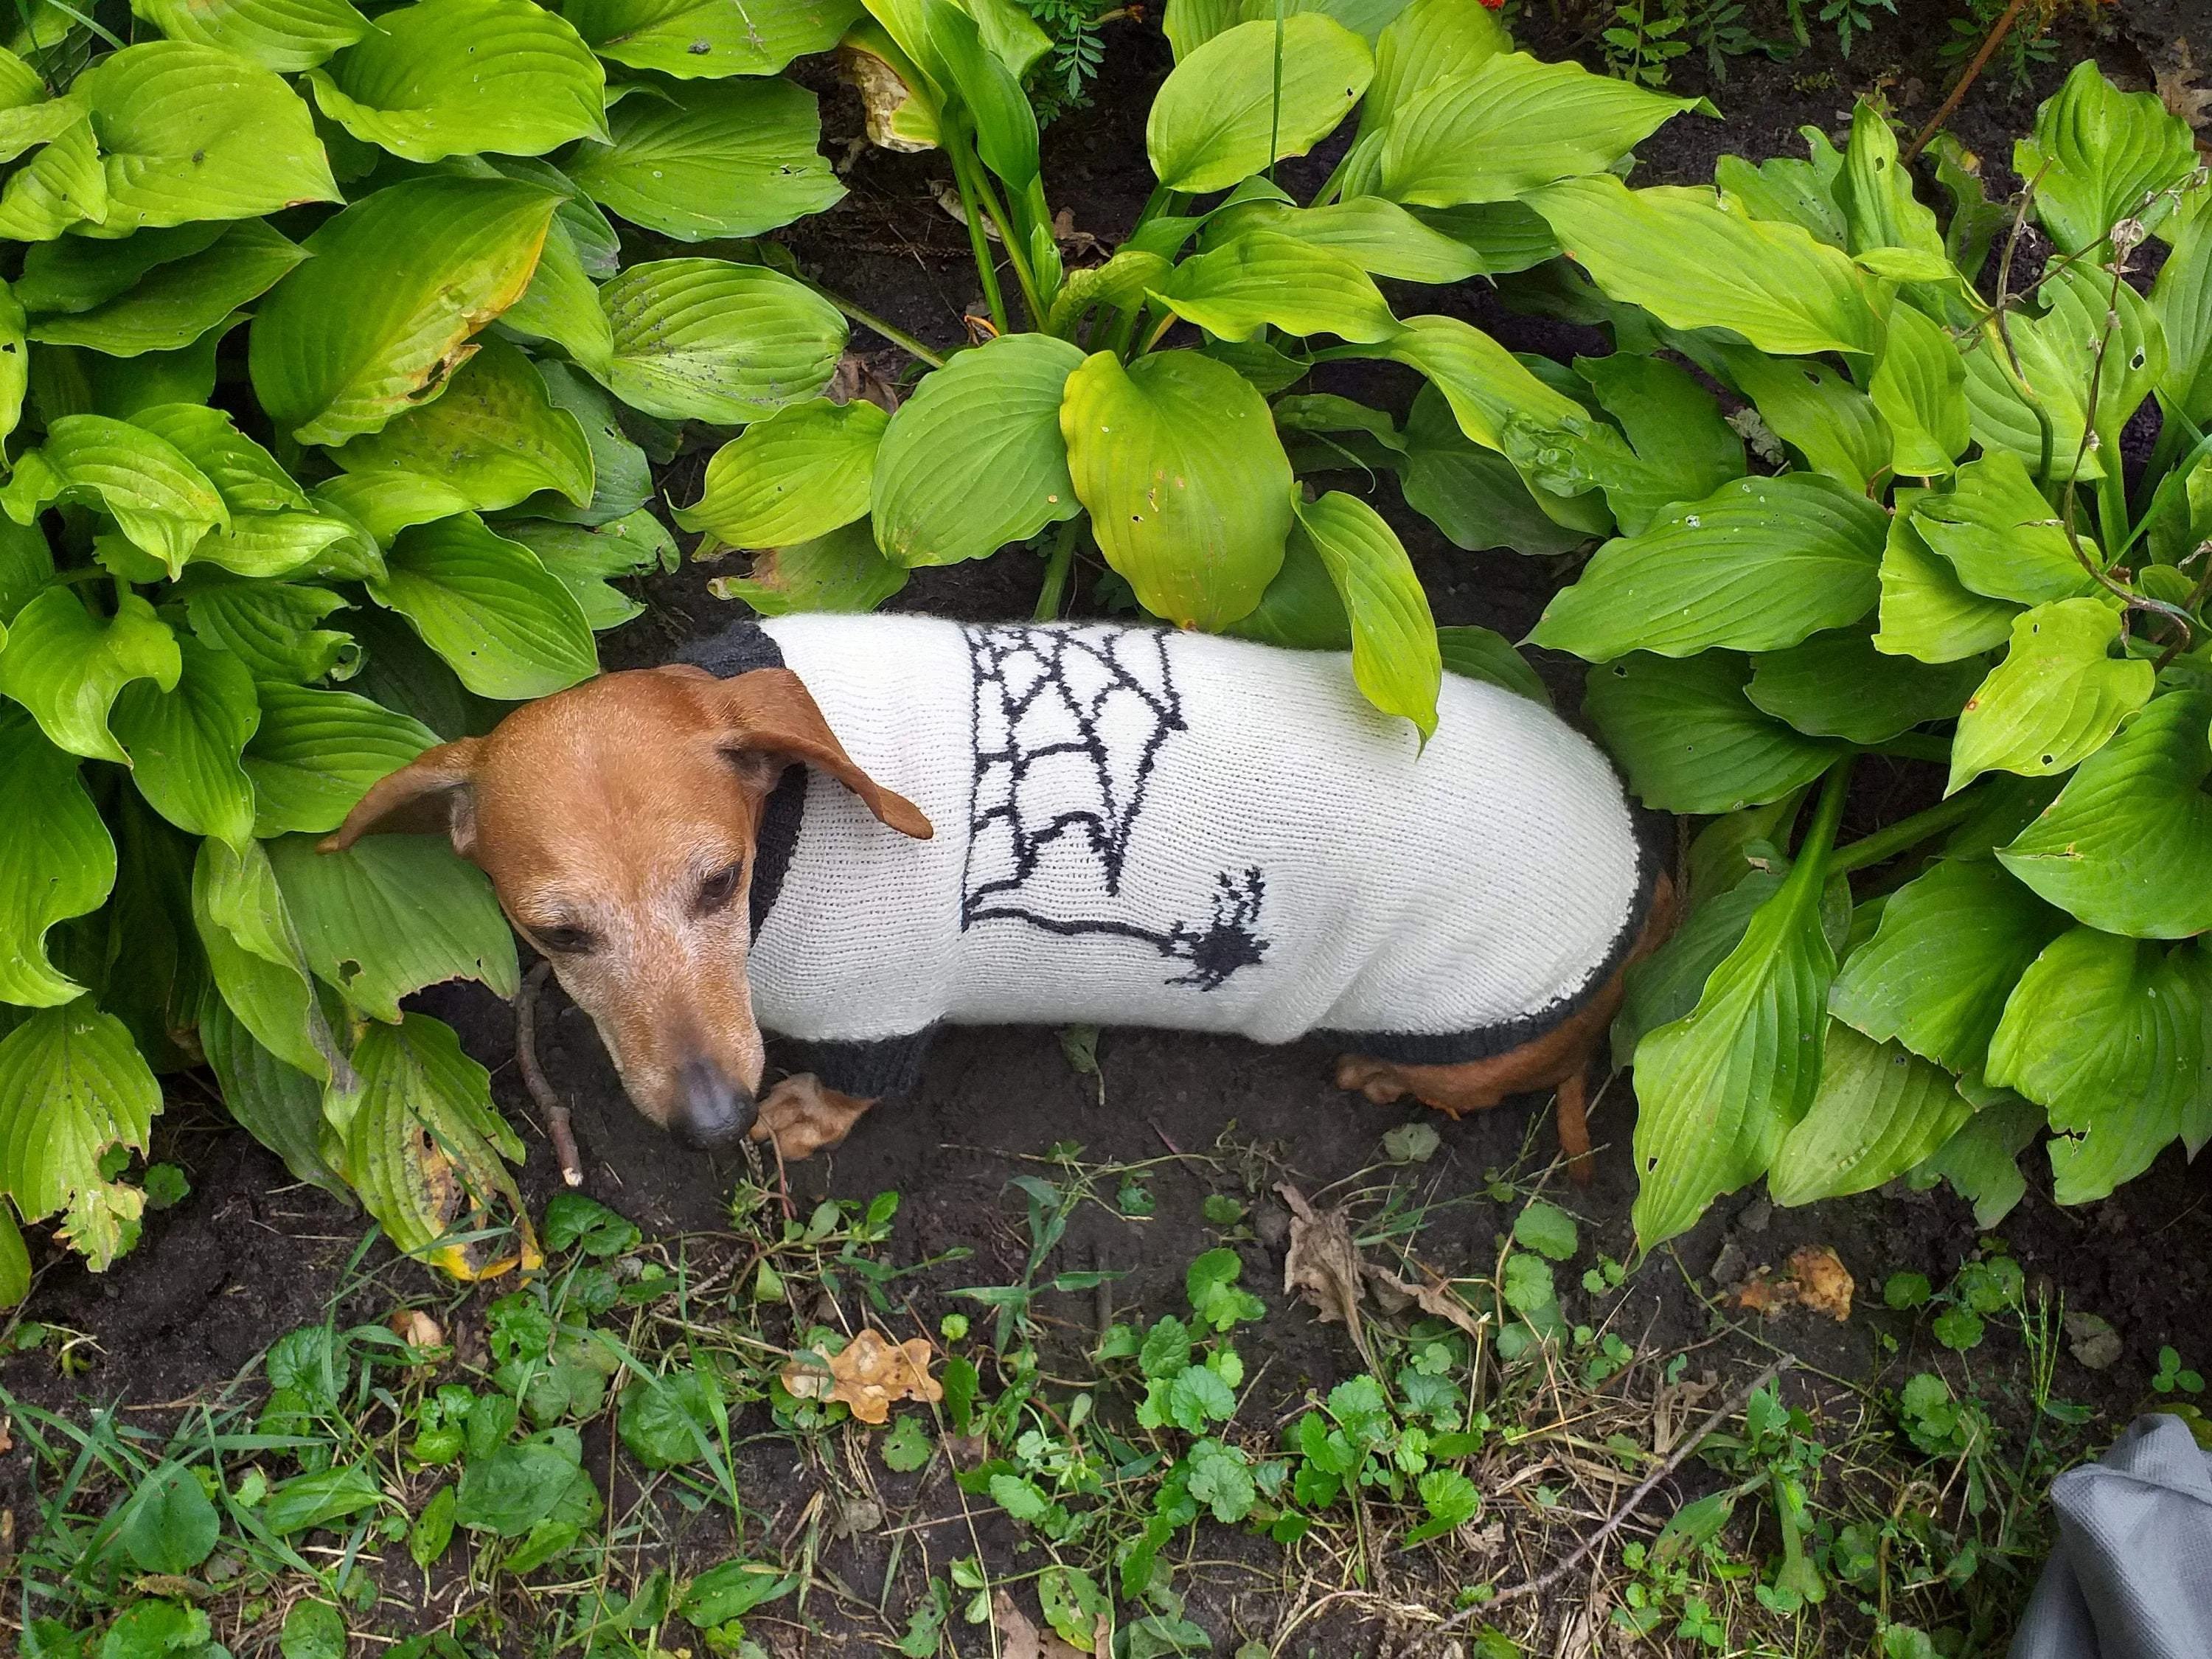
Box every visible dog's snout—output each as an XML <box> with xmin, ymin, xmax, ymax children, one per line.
<box><xmin>672</xmin><ymin>1060</ymin><xmax>756</xmax><ymax>1150</ymax></box>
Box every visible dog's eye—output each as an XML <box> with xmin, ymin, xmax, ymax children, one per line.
<box><xmin>534</xmin><ymin>925</ymin><xmax>598</xmax><ymax>956</ymax></box>
<box><xmin>695</xmin><ymin>860</ymin><xmax>745</xmax><ymax>915</ymax></box>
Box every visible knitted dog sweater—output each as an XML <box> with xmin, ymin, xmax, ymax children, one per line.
<box><xmin>680</xmin><ymin>615</ymin><xmax>1663</xmax><ymax>1099</ymax></box>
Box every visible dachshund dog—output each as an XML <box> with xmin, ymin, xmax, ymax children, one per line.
<box><xmin>328</xmin><ymin>616</ymin><xmax>1675</xmax><ymax>1178</ymax></box>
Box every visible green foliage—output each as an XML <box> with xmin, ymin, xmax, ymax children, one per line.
<box><xmin>0</xmin><ymin>0</ymin><xmax>838</xmax><ymax>1289</ymax></box>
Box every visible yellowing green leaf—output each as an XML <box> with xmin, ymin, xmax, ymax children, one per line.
<box><xmin>598</xmin><ymin>257</ymin><xmax>845</xmax><ymax>423</ymax></box>
<box><xmin>0</xmin><ymin>586</ymin><xmax>181</xmax><ymax>763</ymax></box>
<box><xmin>0</xmin><ymin>1001</ymin><xmax>159</xmax><ymax>1267</ymax></box>
<box><xmin>1147</xmin><ymin>15</ymin><xmax>1372</xmax><ymax>195</ymax></box>
<box><xmin>0</xmin><ymin>114</ymin><xmax>105</xmax><ymax>242</ymax></box>
<box><xmin>1947</xmin><ymin>599</ymin><xmax>2153</xmax><ymax>793</ymax></box>
<box><xmin>1872</xmin><ymin>491</ymin><xmax>2020</xmax><ymax>663</ymax></box>
<box><xmin>710</xmin><ymin>520</ymin><xmax>909</xmax><ymax>616</ymax></box>
<box><xmin>676</xmin><ymin>398</ymin><xmax>885</xmax><ymax>549</ymax></box>
<box><xmin>1870</xmin><ymin>301</ymin><xmax>1969</xmax><ymax>478</ymax></box>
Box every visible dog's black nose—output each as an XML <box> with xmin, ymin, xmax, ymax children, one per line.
<box><xmin>672</xmin><ymin>1060</ymin><xmax>756</xmax><ymax>1150</ymax></box>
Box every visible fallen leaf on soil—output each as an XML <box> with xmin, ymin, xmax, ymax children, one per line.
<box><xmin>1363</xmin><ymin>1264</ymin><xmax>1486</xmax><ymax>1339</ymax></box>
<box><xmin>2157</xmin><ymin>40</ymin><xmax>2211</xmax><ymax>128</ymax></box>
<box><xmin>827</xmin><ymin>351</ymin><xmax>901</xmax><ymax>414</ymax></box>
<box><xmin>1276</xmin><ymin>1183</ymin><xmax>1375</xmax><ymax>1367</ymax></box>
<box><xmin>1051</xmin><ymin>206</ymin><xmax>1107</xmax><ymax>258</ymax></box>
<box><xmin>1732</xmin><ymin>1246</ymin><xmax>1854</xmax><ymax>1322</ymax></box>
<box><xmin>388</xmin><ymin>1310</ymin><xmax>444</xmax><ymax>1353</ymax></box>
<box><xmin>2065</xmin><ymin>1311</ymin><xmax>2122</xmax><ymax>1371</ymax></box>
<box><xmin>779</xmin><ymin>1329</ymin><xmax>942</xmax><ymax>1425</ymax></box>
<box><xmin>991</xmin><ymin>1589</ymin><xmax>1090</xmax><ymax>1658</ymax></box>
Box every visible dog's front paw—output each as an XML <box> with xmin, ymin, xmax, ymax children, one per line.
<box><xmin>749</xmin><ymin>1074</ymin><xmax>874</xmax><ymax>1160</ymax></box>
<box><xmin>1333</xmin><ymin>1054</ymin><xmax>1410</xmax><ymax>1105</ymax></box>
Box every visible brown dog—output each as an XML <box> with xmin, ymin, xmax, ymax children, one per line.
<box><xmin>329</xmin><ymin>616</ymin><xmax>1674</xmax><ymax>1177</ymax></box>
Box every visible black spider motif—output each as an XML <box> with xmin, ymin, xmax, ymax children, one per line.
<box><xmin>959</xmin><ymin>625</ymin><xmax>1270</xmax><ymax>992</ymax></box>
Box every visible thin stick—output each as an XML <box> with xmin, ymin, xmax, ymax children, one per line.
<box><xmin>1902</xmin><ymin>0</ymin><xmax>2029</xmax><ymax>164</ymax></box>
<box><xmin>1441</xmin><ymin>1354</ymin><xmax>1795</xmax><ymax>1624</ymax></box>
<box><xmin>518</xmin><ymin>960</ymin><xmax>585</xmax><ymax>1189</ymax></box>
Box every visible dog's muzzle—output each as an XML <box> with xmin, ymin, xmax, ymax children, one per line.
<box><xmin>672</xmin><ymin>1059</ymin><xmax>757</xmax><ymax>1150</ymax></box>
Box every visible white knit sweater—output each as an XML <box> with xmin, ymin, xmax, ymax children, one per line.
<box><xmin>682</xmin><ymin>616</ymin><xmax>1656</xmax><ymax>1094</ymax></box>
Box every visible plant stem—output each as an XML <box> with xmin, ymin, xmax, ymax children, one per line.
<box><xmin>2095</xmin><ymin>425</ymin><xmax>2130</xmax><ymax>551</ymax></box>
<box><xmin>959</xmin><ymin>149</ymin><xmax>1043</xmax><ymax>328</ymax></box>
<box><xmin>1902</xmin><ymin>0</ymin><xmax>2030</xmax><ymax>163</ymax></box>
<box><xmin>949</xmin><ymin>143</ymin><xmax>1009</xmax><ymax>338</ymax></box>
<box><xmin>1034</xmin><ymin>518</ymin><xmax>1080</xmax><ymax>621</ymax></box>
<box><xmin>1828</xmin><ymin>789</ymin><xmax>1984</xmax><ymax>875</ymax></box>
<box><xmin>808</xmin><ymin>288</ymin><xmax>947</xmax><ymax>369</ymax></box>
<box><xmin>1800</xmin><ymin>756</ymin><xmax>1855</xmax><ymax>869</ymax></box>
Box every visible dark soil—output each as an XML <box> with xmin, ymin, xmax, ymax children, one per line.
<box><xmin>6</xmin><ymin>5</ymin><xmax>2212</xmax><ymax>1655</ymax></box>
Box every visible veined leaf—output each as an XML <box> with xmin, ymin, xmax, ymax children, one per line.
<box><xmin>78</xmin><ymin>43</ymin><xmax>338</xmax><ymax>232</ymax></box>
<box><xmin>2153</xmin><ymin>187</ymin><xmax>2212</xmax><ymax>426</ymax></box>
<box><xmin>712</xmin><ymin>520</ymin><xmax>909</xmax><ymax>616</ymax></box>
<box><xmin>676</xmin><ymin>398</ymin><xmax>886</xmax><ymax>549</ymax></box>
<box><xmin>244</xmin><ymin>681</ymin><xmax>439</xmax><ymax>836</ymax></box>
<box><xmin>1</xmin><ymin>414</ymin><xmax>226</xmax><ymax>577</ymax></box>
<box><xmin>25</xmin><ymin>220</ymin><xmax>304</xmax><ymax>356</ymax></box>
<box><xmin>498</xmin><ymin>215</ymin><xmax>613</xmax><ymax>375</ymax></box>
<box><xmin>0</xmin><ymin>95</ymin><xmax>92</xmax><ymax>170</ymax></box>
<box><xmin>130</xmin><ymin>0</ymin><xmax>371</xmax><ymax>72</ymax></box>
<box><xmin>1157</xmin><ymin>231</ymin><xmax>1395</xmax><ymax>344</ymax></box>
<box><xmin>1582</xmin><ymin>653</ymin><xmax>1844</xmax><ymax>815</ymax></box>
<box><xmin>192</xmin><ymin>513</ymin><xmax>361</xmax><ymax>581</ymax></box>
<box><xmin>369</xmin><ymin>514</ymin><xmax>598</xmax><ymax>698</ymax></box>
<box><xmin>1999</xmin><ymin>689</ymin><xmax>2212</xmax><ymax>939</ymax></box>
<box><xmin>307</xmin><ymin>0</ymin><xmax>607</xmax><ymax>162</ymax></box>
<box><xmin>268</xmin><ymin>832</ymin><xmax>519</xmax><ymax>1020</ymax></box>
<box><xmin>2041</xmin><ymin>260</ymin><xmax>2166</xmax><ymax>439</ymax></box>
<box><xmin>1335</xmin><ymin>0</ymin><xmax>1506</xmax><ymax>195</ymax></box>
<box><xmin>190</xmin><ymin>835</ymin><xmax>330</xmax><ymax>1079</ymax></box>
<box><xmin>128</xmin><ymin>403</ymin><xmax>307</xmax><ymax>516</ymax></box>
<box><xmin>1372</xmin><ymin>312</ymin><xmax>1587</xmax><ymax>448</ymax></box>
<box><xmin>525</xmin><ymin>361</ymin><xmax>650</xmax><ymax>526</ymax></box>
<box><xmin>1947</xmin><ymin>599</ymin><xmax>2153</xmax><ymax>793</ymax></box>
<box><xmin>1147</xmin><ymin>15</ymin><xmax>1372</xmax><ymax>195</ymax></box>
<box><xmin>1958</xmin><ymin>305</ymin><xmax>2101</xmax><ymax>483</ymax></box>
<box><xmin>598</xmin><ymin>257</ymin><xmax>844</xmax><ymax>424</ymax></box>
<box><xmin>111</xmin><ymin>635</ymin><xmax>260</xmax><ymax>852</ymax></box>
<box><xmin>1220</xmin><ymin>520</ymin><xmax>1348</xmax><ymax>649</ymax></box>
<box><xmin>1872</xmin><ymin>493</ymin><xmax>2020</xmax><ymax>663</ymax></box>
<box><xmin>0</xmin><ymin>114</ymin><xmax>106</xmax><ymax>242</ymax></box>
<box><xmin>925</xmin><ymin>0</ymin><xmax>1038</xmax><ymax>188</ymax></box>
<box><xmin>1047</xmin><ymin>248</ymin><xmax>1174</xmax><ymax>335</ymax></box>
<box><xmin>13</xmin><ymin>222</ymin><xmax>229</xmax><ymax>315</ymax></box>
<box><xmin>2015</xmin><ymin>60</ymin><xmax>2198</xmax><ymax>254</ymax></box>
<box><xmin>1530</xmin><ymin>175</ymin><xmax>1880</xmax><ymax>358</ymax></box>
<box><xmin>1768</xmin><ymin>1023</ymin><xmax>1973</xmax><ymax>1206</ymax></box>
<box><xmin>0</xmin><ymin>518</ymin><xmax>55</xmax><ymax>625</ymax></box>
<box><xmin>250</xmin><ymin>177</ymin><xmax>562</xmax><ymax>446</ymax></box>
<box><xmin>566</xmin><ymin>76</ymin><xmax>841</xmax><ymax>241</ymax></box>
<box><xmin>1747</xmin><ymin>628</ymin><xmax>1979</xmax><ymax>745</ymax></box>
<box><xmin>1986</xmin><ymin>928</ymin><xmax>2204</xmax><ymax>1203</ymax></box>
<box><xmin>0</xmin><ymin>707</ymin><xmax>114</xmax><ymax>1007</ymax></box>
<box><xmin>1714</xmin><ymin>128</ymin><xmax>1845</xmax><ymax>246</ymax></box>
<box><xmin>0</xmin><ymin>586</ymin><xmax>181</xmax><ymax>764</ymax></box>
<box><xmin>1909</xmin><ymin>1096</ymin><xmax>2040</xmax><ymax>1229</ymax></box>
<box><xmin>1837</xmin><ymin>100</ymin><xmax>1943</xmax><ymax>260</ymax></box>
<box><xmin>1436</xmin><ymin>624</ymin><xmax>1549</xmax><ymax>705</ymax></box>
<box><xmin>1378</xmin><ymin>51</ymin><xmax>1709</xmax><ymax>207</ymax></box>
<box><xmin>183</xmin><ymin>578</ymin><xmax>357</xmax><ymax>684</ymax></box>
<box><xmin>313</xmin><ymin>471</ymin><xmax>476</xmax><ymax>546</ymax></box>
<box><xmin>1829</xmin><ymin>856</ymin><xmax>2065</xmax><ymax>1077</ymax></box>
<box><xmin>332</xmin><ymin>341</ymin><xmax>594</xmax><ymax>514</ymax></box>
<box><xmin>498</xmin><ymin>510</ymin><xmax>675</xmax><ymax>628</ymax></box>
<box><xmin>1060</xmin><ymin>348</ymin><xmax>1292</xmax><ymax>630</ymax></box>
<box><xmin>1911</xmin><ymin>452</ymin><xmax>2096</xmax><ymax>606</ymax></box>
<box><xmin>1398</xmin><ymin>381</ymin><xmax>1604</xmax><ymax>556</ymax></box>
<box><xmin>1531</xmin><ymin>474</ymin><xmax>1885</xmax><ymax>661</ymax></box>
<box><xmin>1294</xmin><ymin>491</ymin><xmax>1439</xmax><ymax>738</ymax></box>
<box><xmin>1573</xmin><ymin>352</ymin><xmax>1742</xmax><ymax>534</ymax></box>
<box><xmin>1206</xmin><ymin>194</ymin><xmax>1484</xmax><ymax>283</ymax></box>
<box><xmin>1717</xmin><ymin>347</ymin><xmax>1888</xmax><ymax>493</ymax></box>
<box><xmin>565</xmin><ymin>0</ymin><xmax>860</xmax><ymax>77</ymax></box>
<box><xmin>0</xmin><ymin>1002</ymin><xmax>159</xmax><ymax>1269</ymax></box>
<box><xmin>1870</xmin><ymin>300</ymin><xmax>1969</xmax><ymax>477</ymax></box>
<box><xmin>198</xmin><ymin>992</ymin><xmax>345</xmax><ymax>1196</ymax></box>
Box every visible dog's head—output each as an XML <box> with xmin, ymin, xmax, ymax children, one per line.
<box><xmin>324</xmin><ymin>664</ymin><xmax>931</xmax><ymax>1149</ymax></box>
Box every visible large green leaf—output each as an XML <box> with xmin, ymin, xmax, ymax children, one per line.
<box><xmin>1907</xmin><ymin>1096</ymin><xmax>2040</xmax><ymax>1229</ymax></box>
<box><xmin>598</xmin><ymin>258</ymin><xmax>844</xmax><ymax>424</ymax></box>
<box><xmin>0</xmin><ymin>1001</ymin><xmax>159</xmax><ymax>1268</ymax></box>
<box><xmin>25</xmin><ymin>220</ymin><xmax>303</xmax><ymax>355</ymax></box>
<box><xmin>111</xmin><ymin>636</ymin><xmax>259</xmax><ymax>852</ymax></box>
<box><xmin>1582</xmin><ymin>653</ymin><xmax>1843</xmax><ymax>815</ymax></box>
<box><xmin>1947</xmin><ymin>599</ymin><xmax>2153</xmax><ymax>794</ymax></box>
<box><xmin>2153</xmin><ymin>187</ymin><xmax>2212</xmax><ymax>425</ymax></box>
<box><xmin>130</xmin><ymin>0</ymin><xmax>370</xmax><ymax>72</ymax></box>
<box><xmin>1767</xmin><ymin>1022</ymin><xmax>1974</xmax><ymax>1206</ymax></box>
<box><xmin>1910</xmin><ymin>452</ymin><xmax>2096</xmax><ymax>607</ymax></box>
<box><xmin>0</xmin><ymin>114</ymin><xmax>105</xmax><ymax>243</ymax></box>
<box><xmin>675</xmin><ymin>398</ymin><xmax>885</xmax><ymax>549</ymax></box>
<box><xmin>191</xmin><ymin>513</ymin><xmax>362</xmax><ymax>581</ymax></box>
<box><xmin>1529</xmin><ymin>175</ymin><xmax>1880</xmax><ymax>357</ymax></box>
<box><xmin>79</xmin><ymin>43</ymin><xmax>338</xmax><ymax>232</ymax></box>
<box><xmin>331</xmin><ymin>341</ymin><xmax>593</xmax><ymax>514</ymax></box>
<box><xmin>1397</xmin><ymin>382</ymin><xmax>1601</xmax><ymax>556</ymax></box>
<box><xmin>369</xmin><ymin>515</ymin><xmax>597</xmax><ymax>698</ymax></box>
<box><xmin>313</xmin><ymin>471</ymin><xmax>476</xmax><ymax>547</ymax></box>
<box><xmin>1829</xmin><ymin>856</ymin><xmax>2065</xmax><ymax>1078</ymax></box>
<box><xmin>0</xmin><ymin>707</ymin><xmax>114</xmax><ymax>1007</ymax></box>
<box><xmin>197</xmin><ymin>992</ymin><xmax>344</xmax><ymax>1196</ymax></box>
<box><xmin>1871</xmin><ymin>300</ymin><xmax>1969</xmax><ymax>478</ymax></box>
<box><xmin>1573</xmin><ymin>352</ymin><xmax>1742</xmax><ymax>535</ymax></box>
<box><xmin>564</xmin><ymin>0</ymin><xmax>860</xmax><ymax>77</ymax></box>
<box><xmin>925</xmin><ymin>0</ymin><xmax>1039</xmax><ymax>189</ymax></box>
<box><xmin>183</xmin><ymin>578</ymin><xmax>357</xmax><ymax>684</ymax></box>
<box><xmin>191</xmin><ymin>835</ymin><xmax>332</xmax><ymax>1080</ymax></box>
<box><xmin>1157</xmin><ymin>231</ymin><xmax>1396</xmax><ymax>344</ymax></box>
<box><xmin>128</xmin><ymin>403</ymin><xmax>307</xmax><ymax>515</ymax></box>
<box><xmin>1872</xmin><ymin>491</ymin><xmax>2020</xmax><ymax>663</ymax></box>
<box><xmin>1334</xmin><ymin>0</ymin><xmax>1506</xmax><ymax>195</ymax></box>
<box><xmin>1531</xmin><ymin>474</ymin><xmax>1885</xmax><ymax>661</ymax></box>
<box><xmin>1745</xmin><ymin>628</ymin><xmax>1978</xmax><ymax>745</ymax></box>
<box><xmin>1372</xmin><ymin>312</ymin><xmax>1587</xmax><ymax>448</ymax></box>
<box><xmin>0</xmin><ymin>586</ymin><xmax>181</xmax><ymax>763</ymax></box>
<box><xmin>1717</xmin><ymin>347</ymin><xmax>1888</xmax><ymax>493</ymax></box>
<box><xmin>268</xmin><ymin>833</ymin><xmax>518</xmax><ymax>1020</ymax></box>
<box><xmin>1378</xmin><ymin>50</ymin><xmax>1707</xmax><ymax>207</ymax></box>
<box><xmin>526</xmin><ymin>360</ymin><xmax>650</xmax><ymax>526</ymax></box>
<box><xmin>1714</xmin><ymin>131</ymin><xmax>1845</xmax><ymax>245</ymax></box>
<box><xmin>564</xmin><ymin>77</ymin><xmax>839</xmax><ymax>240</ymax></box>
<box><xmin>1999</xmin><ymin>690</ymin><xmax>2212</xmax><ymax>939</ymax></box>
<box><xmin>1061</xmin><ymin>348</ymin><xmax>1292</xmax><ymax>630</ymax></box>
<box><xmin>1293</xmin><ymin>491</ymin><xmax>1438</xmax><ymax>738</ymax></box>
<box><xmin>16</xmin><ymin>221</ymin><xmax>232</xmax><ymax>316</ymax></box>
<box><xmin>1986</xmin><ymin>928</ymin><xmax>2205</xmax><ymax>1203</ymax></box>
<box><xmin>2016</xmin><ymin>60</ymin><xmax>2199</xmax><ymax>254</ymax></box>
<box><xmin>1837</xmin><ymin>100</ymin><xmax>1944</xmax><ymax>260</ymax></box>
<box><xmin>1205</xmin><ymin>194</ymin><xmax>1484</xmax><ymax>283</ymax></box>
<box><xmin>1958</xmin><ymin>299</ymin><xmax>2101</xmax><ymax>484</ymax></box>
<box><xmin>1631</xmin><ymin>779</ymin><xmax>1843</xmax><ymax>1252</ymax></box>
<box><xmin>250</xmin><ymin>177</ymin><xmax>561</xmax><ymax>446</ymax></box>
<box><xmin>2043</xmin><ymin>260</ymin><xmax>2166</xmax><ymax>439</ymax></box>
<box><xmin>712</xmin><ymin>521</ymin><xmax>909</xmax><ymax>616</ymax></box>
<box><xmin>0</xmin><ymin>517</ymin><xmax>52</xmax><ymax>625</ymax></box>
<box><xmin>1</xmin><ymin>414</ymin><xmax>226</xmax><ymax>577</ymax></box>
<box><xmin>307</xmin><ymin>0</ymin><xmax>606</xmax><ymax>163</ymax></box>
<box><xmin>498</xmin><ymin>215</ymin><xmax>613</xmax><ymax>375</ymax></box>
<box><xmin>1147</xmin><ymin>15</ymin><xmax>1372</xmax><ymax>195</ymax></box>
<box><xmin>244</xmin><ymin>681</ymin><xmax>439</xmax><ymax>836</ymax></box>
<box><xmin>501</xmin><ymin>510</ymin><xmax>671</xmax><ymax>627</ymax></box>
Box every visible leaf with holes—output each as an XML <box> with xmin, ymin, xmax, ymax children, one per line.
<box><xmin>332</xmin><ymin>341</ymin><xmax>593</xmax><ymax>514</ymax></box>
<box><xmin>1948</xmin><ymin>600</ymin><xmax>2152</xmax><ymax>794</ymax></box>
<box><xmin>1583</xmin><ymin>653</ymin><xmax>1843</xmax><ymax>815</ymax></box>
<box><xmin>598</xmin><ymin>258</ymin><xmax>844</xmax><ymax>424</ymax></box>
<box><xmin>0</xmin><ymin>1002</ymin><xmax>159</xmax><ymax>1270</ymax></box>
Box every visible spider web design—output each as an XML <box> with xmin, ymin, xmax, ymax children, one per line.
<box><xmin>959</xmin><ymin>625</ymin><xmax>1270</xmax><ymax>992</ymax></box>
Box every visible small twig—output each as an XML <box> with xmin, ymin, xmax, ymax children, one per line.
<box><xmin>1903</xmin><ymin>0</ymin><xmax>2030</xmax><ymax>164</ymax></box>
<box><xmin>1441</xmin><ymin>1354</ymin><xmax>1796</xmax><ymax>1624</ymax></box>
<box><xmin>518</xmin><ymin>960</ymin><xmax>585</xmax><ymax>1189</ymax></box>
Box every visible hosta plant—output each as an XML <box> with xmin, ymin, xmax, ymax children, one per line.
<box><xmin>686</xmin><ymin>0</ymin><xmax>1721</xmax><ymax>736</ymax></box>
<box><xmin>1504</xmin><ymin>63</ymin><xmax>2211</xmax><ymax>1248</ymax></box>
<box><xmin>0</xmin><ymin>0</ymin><xmax>864</xmax><ymax>1292</ymax></box>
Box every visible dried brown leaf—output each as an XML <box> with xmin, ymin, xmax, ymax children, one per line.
<box><xmin>991</xmin><ymin>1590</ymin><xmax>1088</xmax><ymax>1659</ymax></box>
<box><xmin>1365</xmin><ymin>1265</ymin><xmax>1486</xmax><ymax>1339</ymax></box>
<box><xmin>1731</xmin><ymin>1245</ymin><xmax>1854</xmax><ymax>1322</ymax></box>
<box><xmin>1276</xmin><ymin>1182</ymin><xmax>1374</xmax><ymax>1366</ymax></box>
<box><xmin>2157</xmin><ymin>41</ymin><xmax>2212</xmax><ymax>129</ymax></box>
<box><xmin>778</xmin><ymin>1329</ymin><xmax>942</xmax><ymax>1425</ymax></box>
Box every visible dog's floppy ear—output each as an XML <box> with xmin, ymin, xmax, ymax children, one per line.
<box><xmin>319</xmin><ymin>738</ymin><xmax>486</xmax><ymax>855</ymax></box>
<box><xmin>704</xmin><ymin>667</ymin><xmax>932</xmax><ymax>840</ymax></box>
